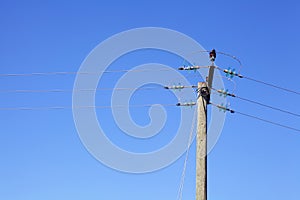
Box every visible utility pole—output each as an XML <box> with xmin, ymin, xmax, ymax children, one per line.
<box><xmin>196</xmin><ymin>49</ymin><xmax>215</xmax><ymax>200</ymax></box>
<box><xmin>196</xmin><ymin>81</ymin><xmax>209</xmax><ymax>200</ymax></box>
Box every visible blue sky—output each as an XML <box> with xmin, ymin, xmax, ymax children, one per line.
<box><xmin>1</xmin><ymin>0</ymin><xmax>300</xmax><ymax>200</ymax></box>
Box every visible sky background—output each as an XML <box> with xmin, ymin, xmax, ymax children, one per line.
<box><xmin>1</xmin><ymin>0</ymin><xmax>300</xmax><ymax>200</ymax></box>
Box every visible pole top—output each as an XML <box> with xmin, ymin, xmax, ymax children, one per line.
<box><xmin>209</xmin><ymin>49</ymin><xmax>216</xmax><ymax>62</ymax></box>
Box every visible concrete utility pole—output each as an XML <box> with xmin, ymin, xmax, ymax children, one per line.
<box><xmin>196</xmin><ymin>50</ymin><xmax>215</xmax><ymax>200</ymax></box>
<box><xmin>196</xmin><ymin>82</ymin><xmax>209</xmax><ymax>200</ymax></box>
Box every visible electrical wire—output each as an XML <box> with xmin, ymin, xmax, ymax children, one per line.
<box><xmin>217</xmin><ymin>51</ymin><xmax>242</xmax><ymax>68</ymax></box>
<box><xmin>0</xmin><ymin>85</ymin><xmax>197</xmax><ymax>93</ymax></box>
<box><xmin>0</xmin><ymin>103</ymin><xmax>177</xmax><ymax>111</ymax></box>
<box><xmin>235</xmin><ymin>95</ymin><xmax>300</xmax><ymax>118</ymax></box>
<box><xmin>0</xmin><ymin>66</ymin><xmax>212</xmax><ymax>77</ymax></box>
<box><xmin>215</xmin><ymin>66</ymin><xmax>300</xmax><ymax>96</ymax></box>
<box><xmin>210</xmin><ymin>102</ymin><xmax>300</xmax><ymax>133</ymax></box>
<box><xmin>0</xmin><ymin>68</ymin><xmax>175</xmax><ymax>77</ymax></box>
<box><xmin>243</xmin><ymin>76</ymin><xmax>300</xmax><ymax>96</ymax></box>
<box><xmin>0</xmin><ymin>87</ymin><xmax>161</xmax><ymax>93</ymax></box>
<box><xmin>234</xmin><ymin>110</ymin><xmax>300</xmax><ymax>133</ymax></box>
<box><xmin>211</xmin><ymin>88</ymin><xmax>300</xmax><ymax>118</ymax></box>
<box><xmin>181</xmin><ymin>50</ymin><xmax>242</xmax><ymax>69</ymax></box>
<box><xmin>177</xmin><ymin>108</ymin><xmax>197</xmax><ymax>200</ymax></box>
<box><xmin>4</xmin><ymin>83</ymin><xmax>300</xmax><ymax>117</ymax></box>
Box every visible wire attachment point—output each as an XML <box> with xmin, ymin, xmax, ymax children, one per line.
<box><xmin>214</xmin><ymin>103</ymin><xmax>235</xmax><ymax>113</ymax></box>
<box><xmin>176</xmin><ymin>101</ymin><xmax>197</xmax><ymax>107</ymax></box>
<box><xmin>224</xmin><ymin>67</ymin><xmax>243</xmax><ymax>79</ymax></box>
<box><xmin>216</xmin><ymin>89</ymin><xmax>236</xmax><ymax>98</ymax></box>
<box><xmin>178</xmin><ymin>65</ymin><xmax>201</xmax><ymax>71</ymax></box>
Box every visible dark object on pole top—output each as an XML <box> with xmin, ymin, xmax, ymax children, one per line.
<box><xmin>209</xmin><ymin>49</ymin><xmax>216</xmax><ymax>62</ymax></box>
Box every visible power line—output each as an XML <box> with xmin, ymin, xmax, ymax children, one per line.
<box><xmin>0</xmin><ymin>103</ymin><xmax>178</xmax><ymax>111</ymax></box>
<box><xmin>182</xmin><ymin>50</ymin><xmax>242</xmax><ymax>69</ymax></box>
<box><xmin>0</xmin><ymin>68</ymin><xmax>175</xmax><ymax>77</ymax></box>
<box><xmin>215</xmin><ymin>66</ymin><xmax>300</xmax><ymax>96</ymax></box>
<box><xmin>0</xmin><ymin>87</ymin><xmax>161</xmax><ymax>93</ymax></box>
<box><xmin>212</xmin><ymin>88</ymin><xmax>300</xmax><ymax>118</ymax></box>
<box><xmin>235</xmin><ymin>95</ymin><xmax>300</xmax><ymax>118</ymax></box>
<box><xmin>243</xmin><ymin>76</ymin><xmax>300</xmax><ymax>96</ymax></box>
<box><xmin>0</xmin><ymin>66</ymin><xmax>211</xmax><ymax>77</ymax></box>
<box><xmin>235</xmin><ymin>110</ymin><xmax>300</xmax><ymax>133</ymax></box>
<box><xmin>217</xmin><ymin>51</ymin><xmax>243</xmax><ymax>71</ymax></box>
<box><xmin>0</xmin><ymin>85</ymin><xmax>197</xmax><ymax>93</ymax></box>
<box><xmin>210</xmin><ymin>102</ymin><xmax>300</xmax><ymax>133</ymax></box>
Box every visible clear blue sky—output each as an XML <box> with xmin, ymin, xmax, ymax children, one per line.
<box><xmin>1</xmin><ymin>0</ymin><xmax>300</xmax><ymax>200</ymax></box>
